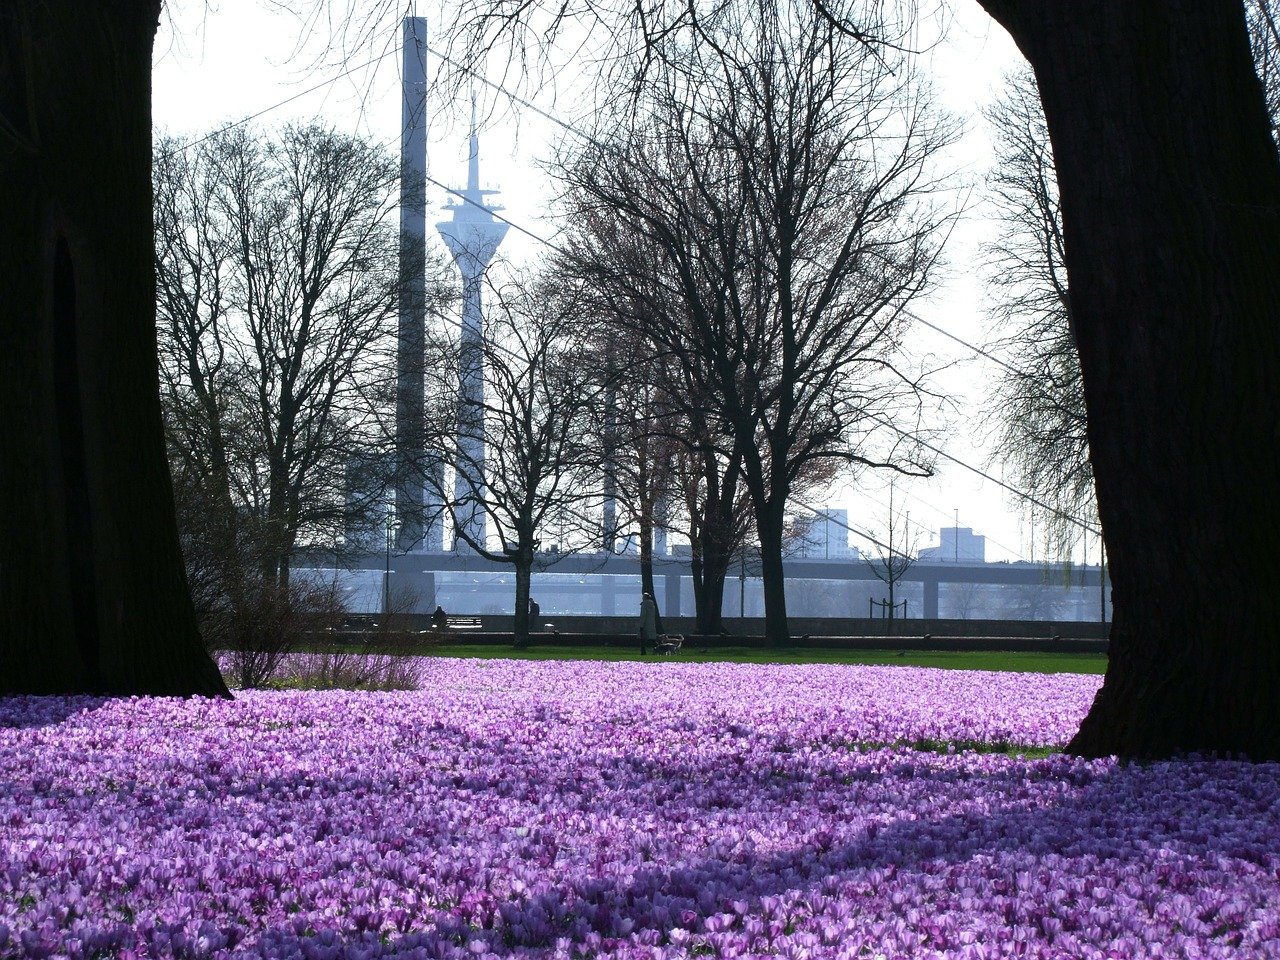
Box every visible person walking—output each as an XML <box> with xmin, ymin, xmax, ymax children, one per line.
<box><xmin>528</xmin><ymin>597</ymin><xmax>541</xmax><ymax>630</ymax></box>
<box><xmin>638</xmin><ymin>591</ymin><xmax>658</xmax><ymax>655</ymax></box>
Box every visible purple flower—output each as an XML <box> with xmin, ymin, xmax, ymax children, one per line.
<box><xmin>1</xmin><ymin>661</ymin><xmax>1277</xmax><ymax>958</ymax></box>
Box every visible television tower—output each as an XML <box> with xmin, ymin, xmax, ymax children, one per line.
<box><xmin>437</xmin><ymin>97</ymin><xmax>508</xmax><ymax>549</ymax></box>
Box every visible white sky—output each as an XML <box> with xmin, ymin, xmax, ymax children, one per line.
<box><xmin>152</xmin><ymin>0</ymin><xmax>1097</xmax><ymax>566</ymax></box>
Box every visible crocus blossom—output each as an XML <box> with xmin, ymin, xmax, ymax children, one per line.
<box><xmin>2</xmin><ymin>660</ymin><xmax>1277</xmax><ymax>959</ymax></box>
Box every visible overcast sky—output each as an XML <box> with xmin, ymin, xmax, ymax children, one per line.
<box><xmin>151</xmin><ymin>1</ymin><xmax>1096</xmax><ymax>566</ymax></box>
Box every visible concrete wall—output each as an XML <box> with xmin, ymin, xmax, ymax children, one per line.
<box><xmin>479</xmin><ymin>615</ymin><xmax>1109</xmax><ymax>639</ymax></box>
<box><xmin>351</xmin><ymin>612</ymin><xmax>1107</xmax><ymax>643</ymax></box>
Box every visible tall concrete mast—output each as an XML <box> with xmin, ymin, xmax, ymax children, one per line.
<box><xmin>436</xmin><ymin>97</ymin><xmax>508</xmax><ymax>550</ymax></box>
<box><xmin>396</xmin><ymin>15</ymin><xmax>443</xmax><ymax>551</ymax></box>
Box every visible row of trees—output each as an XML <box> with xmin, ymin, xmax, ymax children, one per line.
<box><xmin>154</xmin><ymin>124</ymin><xmax>448</xmax><ymax>656</ymax></box>
<box><xmin>551</xmin><ymin>0</ymin><xmax>950</xmax><ymax>643</ymax></box>
<box><xmin>9</xmin><ymin>0</ymin><xmax>1280</xmax><ymax>760</ymax></box>
<box><xmin>152</xmin><ymin>0</ymin><xmax>952</xmax><ymax>649</ymax></box>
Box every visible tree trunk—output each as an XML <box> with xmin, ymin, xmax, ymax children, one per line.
<box><xmin>512</xmin><ymin>555</ymin><xmax>532</xmax><ymax>648</ymax></box>
<box><xmin>886</xmin><ymin>574</ymin><xmax>895</xmax><ymax>638</ymax></box>
<box><xmin>699</xmin><ymin>563</ymin><xmax>728</xmax><ymax>636</ymax></box>
<box><xmin>755</xmin><ymin>505</ymin><xmax>790</xmax><ymax>645</ymax></box>
<box><xmin>690</xmin><ymin>544</ymin><xmax>706</xmax><ymax>631</ymax></box>
<box><xmin>980</xmin><ymin>0</ymin><xmax>1280</xmax><ymax>758</ymax></box>
<box><xmin>0</xmin><ymin>2</ymin><xmax>229</xmax><ymax>697</ymax></box>
<box><xmin>638</xmin><ymin>512</ymin><xmax>664</xmax><ymax>633</ymax></box>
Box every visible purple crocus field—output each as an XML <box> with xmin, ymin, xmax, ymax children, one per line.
<box><xmin>3</xmin><ymin>661</ymin><xmax>1280</xmax><ymax>959</ymax></box>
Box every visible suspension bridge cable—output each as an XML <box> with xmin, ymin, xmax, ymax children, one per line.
<box><xmin>157</xmin><ymin>48</ymin><xmax>401</xmax><ymax>160</ymax></box>
<box><xmin>904</xmin><ymin>309</ymin><xmax>1038</xmax><ymax>381</ymax></box>
<box><xmin>863</xmin><ymin>412</ymin><xmax>1101</xmax><ymax>536</ymax></box>
<box><xmin>425</xmin><ymin>44</ymin><xmax>594</xmax><ymax>140</ymax></box>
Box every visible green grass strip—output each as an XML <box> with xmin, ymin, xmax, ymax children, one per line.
<box><xmin>417</xmin><ymin>644</ymin><xmax>1106</xmax><ymax>674</ymax></box>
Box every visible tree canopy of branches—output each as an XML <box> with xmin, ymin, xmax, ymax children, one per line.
<box><xmin>981</xmin><ymin>66</ymin><xmax>1094</xmax><ymax>556</ymax></box>
<box><xmin>556</xmin><ymin>0</ymin><xmax>948</xmax><ymax>643</ymax></box>
<box><xmin>424</xmin><ymin>273</ymin><xmax>609</xmax><ymax>645</ymax></box>
<box><xmin>155</xmin><ymin>124</ymin><xmax>421</xmax><ymax>635</ymax></box>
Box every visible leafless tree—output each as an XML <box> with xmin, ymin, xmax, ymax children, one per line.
<box><xmin>155</xmin><ymin>124</ymin><xmax>444</xmax><ymax>580</ymax></box>
<box><xmin>423</xmin><ymin>270</ymin><xmax>611</xmax><ymax>645</ymax></box>
<box><xmin>981</xmin><ymin>66</ymin><xmax>1096</xmax><ymax>558</ymax></box>
<box><xmin>995</xmin><ymin>579</ymin><xmax>1068</xmax><ymax>622</ymax></box>
<box><xmin>862</xmin><ymin>482</ymin><xmax>919</xmax><ymax>629</ymax></box>
<box><xmin>554</xmin><ymin>0</ymin><xmax>950</xmax><ymax>643</ymax></box>
<box><xmin>155</xmin><ymin>124</ymin><xmax>452</xmax><ymax>668</ymax></box>
<box><xmin>558</xmin><ymin>202</ymin><xmax>753</xmax><ymax>635</ymax></box>
<box><xmin>581</xmin><ymin>321</ymin><xmax>682</xmax><ymax>611</ymax></box>
<box><xmin>945</xmin><ymin>579</ymin><xmax>991</xmax><ymax>621</ymax></box>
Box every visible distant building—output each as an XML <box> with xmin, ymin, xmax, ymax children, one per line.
<box><xmin>789</xmin><ymin>508</ymin><xmax>855</xmax><ymax>559</ymax></box>
<box><xmin>918</xmin><ymin>526</ymin><xmax>986</xmax><ymax>563</ymax></box>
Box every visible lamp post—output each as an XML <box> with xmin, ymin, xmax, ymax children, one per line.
<box><xmin>954</xmin><ymin>507</ymin><xmax>959</xmax><ymax>562</ymax></box>
<box><xmin>384</xmin><ymin>513</ymin><xmax>400</xmax><ymax>615</ymax></box>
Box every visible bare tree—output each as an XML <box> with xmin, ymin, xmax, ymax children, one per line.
<box><xmin>155</xmin><ymin>124</ymin><xmax>421</xmax><ymax>585</ymax></box>
<box><xmin>581</xmin><ymin>321</ymin><xmax>682</xmax><ymax>612</ymax></box>
<box><xmin>673</xmin><ymin>423</ymin><xmax>755</xmax><ymax>634</ymax></box>
<box><xmin>559</xmin><ymin>203</ymin><xmax>752</xmax><ymax>635</ymax></box>
<box><xmin>155</xmin><ymin>124</ymin><xmax>453</xmax><ymax>669</ymax></box>
<box><xmin>996</xmin><ymin>579</ymin><xmax>1068</xmax><ymax>622</ymax></box>
<box><xmin>945</xmin><ymin>579</ymin><xmax>992</xmax><ymax>621</ymax></box>
<box><xmin>862</xmin><ymin>483</ymin><xmax>919</xmax><ymax>629</ymax></box>
<box><xmin>424</xmin><ymin>271</ymin><xmax>610</xmax><ymax>646</ymax></box>
<box><xmin>981</xmin><ymin>66</ymin><xmax>1096</xmax><ymax>557</ymax></box>
<box><xmin>556</xmin><ymin>0</ymin><xmax>949</xmax><ymax>643</ymax></box>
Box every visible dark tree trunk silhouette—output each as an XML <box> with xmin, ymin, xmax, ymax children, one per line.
<box><xmin>753</xmin><ymin>502</ymin><xmax>790</xmax><ymax>645</ymax></box>
<box><xmin>980</xmin><ymin>0</ymin><xmax>1280</xmax><ymax>759</ymax></box>
<box><xmin>513</xmin><ymin>554</ymin><xmax>532</xmax><ymax>648</ymax></box>
<box><xmin>0</xmin><ymin>2</ymin><xmax>228</xmax><ymax>696</ymax></box>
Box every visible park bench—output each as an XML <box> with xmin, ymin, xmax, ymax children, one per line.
<box><xmin>653</xmin><ymin>634</ymin><xmax>683</xmax><ymax>655</ymax></box>
<box><xmin>444</xmin><ymin>616</ymin><xmax>484</xmax><ymax>631</ymax></box>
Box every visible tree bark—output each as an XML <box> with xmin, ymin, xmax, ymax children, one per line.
<box><xmin>0</xmin><ymin>2</ymin><xmax>229</xmax><ymax>696</ymax></box>
<box><xmin>637</xmin><ymin>511</ymin><xmax>664</xmax><ymax>632</ymax></box>
<box><xmin>755</xmin><ymin>504</ymin><xmax>791</xmax><ymax>645</ymax></box>
<box><xmin>689</xmin><ymin>545</ymin><xmax>706</xmax><ymax>630</ymax></box>
<box><xmin>979</xmin><ymin>0</ymin><xmax>1280</xmax><ymax>758</ymax></box>
<box><xmin>512</xmin><ymin>553</ymin><xmax>532</xmax><ymax>648</ymax></box>
<box><xmin>698</xmin><ymin>559</ymin><xmax>729</xmax><ymax>636</ymax></box>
